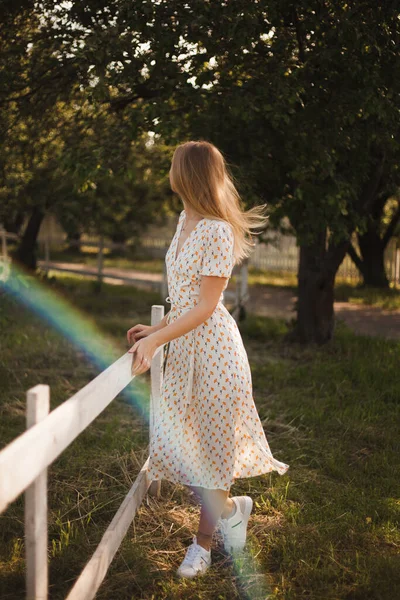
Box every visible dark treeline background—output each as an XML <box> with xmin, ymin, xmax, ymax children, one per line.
<box><xmin>1</xmin><ymin>0</ymin><xmax>399</xmax><ymax>343</ymax></box>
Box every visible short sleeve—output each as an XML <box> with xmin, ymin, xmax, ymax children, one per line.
<box><xmin>199</xmin><ymin>220</ymin><xmax>235</xmax><ymax>278</ymax></box>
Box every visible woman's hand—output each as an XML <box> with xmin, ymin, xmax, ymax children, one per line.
<box><xmin>128</xmin><ymin>333</ymin><xmax>160</xmax><ymax>376</ymax></box>
<box><xmin>127</xmin><ymin>323</ymin><xmax>159</xmax><ymax>345</ymax></box>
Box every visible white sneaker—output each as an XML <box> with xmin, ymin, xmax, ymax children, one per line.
<box><xmin>176</xmin><ymin>536</ymin><xmax>212</xmax><ymax>578</ymax></box>
<box><xmin>217</xmin><ymin>496</ymin><xmax>253</xmax><ymax>553</ymax></box>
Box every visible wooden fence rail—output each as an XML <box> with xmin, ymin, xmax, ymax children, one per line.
<box><xmin>0</xmin><ymin>305</ymin><xmax>165</xmax><ymax>600</ymax></box>
<box><xmin>0</xmin><ymin>226</ymin><xmax>13</xmax><ymax>282</ymax></box>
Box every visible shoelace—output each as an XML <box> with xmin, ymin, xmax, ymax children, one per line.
<box><xmin>182</xmin><ymin>541</ymin><xmax>207</xmax><ymax>568</ymax></box>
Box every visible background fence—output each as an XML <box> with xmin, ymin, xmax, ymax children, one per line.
<box><xmin>248</xmin><ymin>234</ymin><xmax>400</xmax><ymax>285</ymax></box>
<box><xmin>37</xmin><ymin>233</ymin><xmax>400</xmax><ymax>287</ymax></box>
<box><xmin>2</xmin><ymin>220</ymin><xmax>399</xmax><ymax>288</ymax></box>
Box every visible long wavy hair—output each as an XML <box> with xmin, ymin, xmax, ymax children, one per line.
<box><xmin>169</xmin><ymin>140</ymin><xmax>268</xmax><ymax>266</ymax></box>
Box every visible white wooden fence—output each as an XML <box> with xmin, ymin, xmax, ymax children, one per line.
<box><xmin>0</xmin><ymin>305</ymin><xmax>165</xmax><ymax>600</ymax></box>
<box><xmin>35</xmin><ymin>235</ymin><xmax>249</xmax><ymax>319</ymax></box>
<box><xmin>0</xmin><ymin>227</ymin><xmax>247</xmax><ymax>317</ymax></box>
<box><xmin>39</xmin><ymin>236</ymin><xmax>164</xmax><ymax>291</ymax></box>
<box><xmin>251</xmin><ymin>233</ymin><xmax>400</xmax><ymax>285</ymax></box>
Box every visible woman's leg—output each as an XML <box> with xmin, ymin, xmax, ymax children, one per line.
<box><xmin>187</xmin><ymin>486</ymin><xmax>236</xmax><ymax>551</ymax></box>
<box><xmin>188</xmin><ymin>484</ymin><xmax>203</xmax><ymax>505</ymax></box>
<box><xmin>188</xmin><ymin>485</ymin><xmax>235</xmax><ymax>514</ymax></box>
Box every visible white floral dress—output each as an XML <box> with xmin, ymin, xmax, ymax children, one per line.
<box><xmin>147</xmin><ymin>209</ymin><xmax>290</xmax><ymax>490</ymax></box>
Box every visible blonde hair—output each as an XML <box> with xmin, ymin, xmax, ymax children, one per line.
<box><xmin>169</xmin><ymin>140</ymin><xmax>269</xmax><ymax>266</ymax></box>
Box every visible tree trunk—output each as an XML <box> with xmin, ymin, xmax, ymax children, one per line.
<box><xmin>110</xmin><ymin>231</ymin><xmax>128</xmax><ymax>256</ymax></box>
<box><xmin>67</xmin><ymin>231</ymin><xmax>82</xmax><ymax>253</ymax></box>
<box><xmin>3</xmin><ymin>212</ymin><xmax>25</xmax><ymax>235</ymax></box>
<box><xmin>111</xmin><ymin>231</ymin><xmax>128</xmax><ymax>244</ymax></box>
<box><xmin>15</xmin><ymin>207</ymin><xmax>44</xmax><ymax>270</ymax></box>
<box><xmin>289</xmin><ymin>233</ymin><xmax>349</xmax><ymax>344</ymax></box>
<box><xmin>347</xmin><ymin>193</ymin><xmax>398</xmax><ymax>289</ymax></box>
<box><xmin>357</xmin><ymin>230</ymin><xmax>389</xmax><ymax>288</ymax></box>
<box><xmin>294</xmin><ymin>247</ymin><xmax>335</xmax><ymax>343</ymax></box>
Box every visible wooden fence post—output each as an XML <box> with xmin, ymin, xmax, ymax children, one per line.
<box><xmin>97</xmin><ymin>236</ymin><xmax>104</xmax><ymax>287</ymax></box>
<box><xmin>44</xmin><ymin>234</ymin><xmax>50</xmax><ymax>276</ymax></box>
<box><xmin>0</xmin><ymin>226</ymin><xmax>6</xmax><ymax>282</ymax></box>
<box><xmin>25</xmin><ymin>384</ymin><xmax>50</xmax><ymax>600</ymax></box>
<box><xmin>241</xmin><ymin>259</ymin><xmax>249</xmax><ymax>303</ymax></box>
<box><xmin>148</xmin><ymin>305</ymin><xmax>164</xmax><ymax>498</ymax></box>
<box><xmin>1</xmin><ymin>225</ymin><xmax>6</xmax><ymax>260</ymax></box>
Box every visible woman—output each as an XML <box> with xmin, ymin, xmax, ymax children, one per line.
<box><xmin>127</xmin><ymin>141</ymin><xmax>289</xmax><ymax>579</ymax></box>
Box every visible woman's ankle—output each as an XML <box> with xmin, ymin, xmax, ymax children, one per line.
<box><xmin>221</xmin><ymin>497</ymin><xmax>236</xmax><ymax>519</ymax></box>
<box><xmin>196</xmin><ymin>530</ymin><xmax>212</xmax><ymax>551</ymax></box>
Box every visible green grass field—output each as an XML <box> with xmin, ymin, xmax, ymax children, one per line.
<box><xmin>0</xmin><ymin>275</ymin><xmax>399</xmax><ymax>599</ymax></box>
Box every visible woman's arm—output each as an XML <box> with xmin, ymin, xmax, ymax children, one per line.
<box><xmin>155</xmin><ymin>220</ymin><xmax>234</xmax><ymax>345</ymax></box>
<box><xmin>153</xmin><ymin>275</ymin><xmax>228</xmax><ymax>347</ymax></box>
<box><xmin>129</xmin><ymin>275</ymin><xmax>228</xmax><ymax>375</ymax></box>
<box><xmin>130</xmin><ymin>217</ymin><xmax>235</xmax><ymax>375</ymax></box>
<box><xmin>154</xmin><ymin>312</ymin><xmax>170</xmax><ymax>331</ymax></box>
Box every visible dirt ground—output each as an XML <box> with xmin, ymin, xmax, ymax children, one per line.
<box><xmin>246</xmin><ymin>284</ymin><xmax>400</xmax><ymax>341</ymax></box>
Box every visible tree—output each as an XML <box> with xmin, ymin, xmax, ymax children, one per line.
<box><xmin>3</xmin><ymin>1</ymin><xmax>400</xmax><ymax>342</ymax></box>
<box><xmin>143</xmin><ymin>0</ymin><xmax>400</xmax><ymax>343</ymax></box>
<box><xmin>0</xmin><ymin>1</ymin><xmax>175</xmax><ymax>269</ymax></box>
<box><xmin>348</xmin><ymin>194</ymin><xmax>400</xmax><ymax>288</ymax></box>
<box><xmin>0</xmin><ymin>1</ymin><xmax>78</xmax><ymax>268</ymax></box>
<box><xmin>58</xmin><ymin>0</ymin><xmax>398</xmax><ymax>341</ymax></box>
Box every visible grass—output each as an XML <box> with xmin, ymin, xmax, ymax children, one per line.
<box><xmin>0</xmin><ymin>274</ymin><xmax>399</xmax><ymax>599</ymax></box>
<box><xmin>334</xmin><ymin>283</ymin><xmax>400</xmax><ymax>311</ymax></box>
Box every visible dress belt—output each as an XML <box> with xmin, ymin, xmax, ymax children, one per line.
<box><xmin>165</xmin><ymin>294</ymin><xmax>224</xmax><ymax>309</ymax></box>
<box><xmin>165</xmin><ymin>295</ymin><xmax>194</xmax><ymax>309</ymax></box>
<box><xmin>165</xmin><ymin>296</ymin><xmax>196</xmax><ymax>416</ymax></box>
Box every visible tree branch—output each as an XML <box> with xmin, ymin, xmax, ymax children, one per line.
<box><xmin>347</xmin><ymin>242</ymin><xmax>363</xmax><ymax>271</ymax></box>
<box><xmin>326</xmin><ymin>238</ymin><xmax>352</xmax><ymax>275</ymax></box>
<box><xmin>359</xmin><ymin>151</ymin><xmax>386</xmax><ymax>214</ymax></box>
<box><xmin>382</xmin><ymin>200</ymin><xmax>400</xmax><ymax>249</ymax></box>
<box><xmin>108</xmin><ymin>84</ymin><xmax>160</xmax><ymax>111</ymax></box>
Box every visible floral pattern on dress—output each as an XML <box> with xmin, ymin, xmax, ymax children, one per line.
<box><xmin>147</xmin><ymin>209</ymin><xmax>290</xmax><ymax>490</ymax></box>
